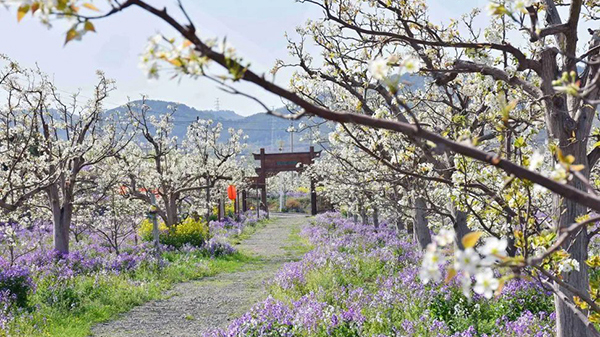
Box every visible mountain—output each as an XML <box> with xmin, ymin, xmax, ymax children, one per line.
<box><xmin>107</xmin><ymin>100</ymin><xmax>329</xmax><ymax>153</ymax></box>
<box><xmin>116</xmin><ymin>99</ymin><xmax>245</xmax><ymax>122</ymax></box>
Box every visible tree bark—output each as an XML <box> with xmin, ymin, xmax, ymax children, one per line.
<box><xmin>448</xmin><ymin>202</ymin><xmax>470</xmax><ymax>250</ymax></box>
<box><xmin>395</xmin><ymin>218</ymin><xmax>405</xmax><ymax>234</ymax></box>
<box><xmin>163</xmin><ymin>195</ymin><xmax>180</xmax><ymax>227</ymax></box>
<box><xmin>219</xmin><ymin>198</ymin><xmax>225</xmax><ymax>220</ymax></box>
<box><xmin>539</xmin><ymin>40</ymin><xmax>595</xmax><ymax>335</ymax></box>
<box><xmin>48</xmin><ymin>186</ymin><xmax>71</xmax><ymax>254</ymax></box>
<box><xmin>206</xmin><ymin>178</ymin><xmax>211</xmax><ymax>221</ymax></box>
<box><xmin>554</xmin><ymin>144</ymin><xmax>590</xmax><ymax>337</ymax></box>
<box><xmin>413</xmin><ymin>194</ymin><xmax>432</xmax><ymax>249</ymax></box>
<box><xmin>360</xmin><ymin>207</ymin><xmax>368</xmax><ymax>225</ymax></box>
<box><xmin>373</xmin><ymin>207</ymin><xmax>379</xmax><ymax>228</ymax></box>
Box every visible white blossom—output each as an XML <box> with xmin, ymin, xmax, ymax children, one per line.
<box><xmin>369</xmin><ymin>57</ymin><xmax>388</xmax><ymax>80</ymax></box>
<box><xmin>479</xmin><ymin>237</ymin><xmax>508</xmax><ymax>265</ymax></box>
<box><xmin>473</xmin><ymin>268</ymin><xmax>499</xmax><ymax>299</ymax></box>
<box><xmin>559</xmin><ymin>258</ymin><xmax>580</xmax><ymax>274</ymax></box>
<box><xmin>401</xmin><ymin>57</ymin><xmax>421</xmax><ymax>74</ymax></box>
<box><xmin>528</xmin><ymin>151</ymin><xmax>544</xmax><ymax>171</ymax></box>
<box><xmin>550</xmin><ymin>164</ymin><xmax>568</xmax><ymax>183</ymax></box>
<box><xmin>420</xmin><ymin>243</ymin><xmax>444</xmax><ymax>284</ymax></box>
<box><xmin>454</xmin><ymin>248</ymin><xmax>480</xmax><ymax>274</ymax></box>
<box><xmin>435</xmin><ymin>228</ymin><xmax>455</xmax><ymax>247</ymax></box>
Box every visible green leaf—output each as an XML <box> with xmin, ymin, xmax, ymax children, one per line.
<box><xmin>514</xmin><ymin>136</ymin><xmax>526</xmax><ymax>148</ymax></box>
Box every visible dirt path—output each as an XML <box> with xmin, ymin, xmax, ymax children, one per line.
<box><xmin>92</xmin><ymin>213</ymin><xmax>308</xmax><ymax>337</ymax></box>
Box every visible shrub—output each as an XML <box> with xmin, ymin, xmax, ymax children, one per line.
<box><xmin>285</xmin><ymin>198</ymin><xmax>302</xmax><ymax>212</ymax></box>
<box><xmin>0</xmin><ymin>290</ymin><xmax>16</xmax><ymax>332</ymax></box>
<box><xmin>139</xmin><ymin>219</ymin><xmax>168</xmax><ymax>239</ymax></box>
<box><xmin>36</xmin><ymin>279</ymin><xmax>80</xmax><ymax>310</ymax></box>
<box><xmin>0</xmin><ymin>259</ymin><xmax>33</xmax><ymax>308</ymax></box>
<box><xmin>297</xmin><ymin>186</ymin><xmax>309</xmax><ymax>194</ymax></box>
<box><xmin>225</xmin><ymin>203</ymin><xmax>235</xmax><ymax>217</ymax></box>
<box><xmin>428</xmin><ymin>281</ymin><xmax>553</xmax><ymax>335</ymax></box>
<box><xmin>168</xmin><ymin>217</ymin><xmax>209</xmax><ymax>248</ymax></box>
<box><xmin>212</xmin><ymin>202</ymin><xmax>236</xmax><ymax>218</ymax></box>
<box><xmin>139</xmin><ymin>217</ymin><xmax>209</xmax><ymax>249</ymax></box>
<box><xmin>202</xmin><ymin>238</ymin><xmax>236</xmax><ymax>257</ymax></box>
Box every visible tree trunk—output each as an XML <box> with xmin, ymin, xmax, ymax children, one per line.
<box><xmin>448</xmin><ymin>202</ymin><xmax>470</xmax><ymax>250</ymax></box>
<box><xmin>373</xmin><ymin>207</ymin><xmax>379</xmax><ymax>228</ymax></box>
<box><xmin>206</xmin><ymin>180</ymin><xmax>211</xmax><ymax>221</ymax></box>
<box><xmin>48</xmin><ymin>186</ymin><xmax>71</xmax><ymax>254</ymax></box>
<box><xmin>219</xmin><ymin>198</ymin><xmax>225</xmax><ymax>220</ymax></box>
<box><xmin>413</xmin><ymin>194</ymin><xmax>432</xmax><ymax>249</ymax></box>
<box><xmin>395</xmin><ymin>218</ymin><xmax>405</xmax><ymax>234</ymax></box>
<box><xmin>165</xmin><ymin>196</ymin><xmax>179</xmax><ymax>227</ymax></box>
<box><xmin>279</xmin><ymin>186</ymin><xmax>284</xmax><ymax>212</ymax></box>
<box><xmin>554</xmin><ymin>144</ymin><xmax>590</xmax><ymax>337</ymax></box>
<box><xmin>441</xmin><ymin>154</ymin><xmax>472</xmax><ymax>249</ymax></box>
<box><xmin>360</xmin><ymin>207</ymin><xmax>368</xmax><ymax>226</ymax></box>
<box><xmin>536</xmin><ymin>39</ymin><xmax>597</xmax><ymax>336</ymax></box>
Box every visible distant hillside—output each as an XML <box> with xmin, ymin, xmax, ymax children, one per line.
<box><xmin>110</xmin><ymin>99</ymin><xmax>244</xmax><ymax>122</ymax></box>
<box><xmin>108</xmin><ymin>100</ymin><xmax>329</xmax><ymax>153</ymax></box>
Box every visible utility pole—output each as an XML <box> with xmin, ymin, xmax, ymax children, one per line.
<box><xmin>287</xmin><ymin>122</ymin><xmax>296</xmax><ymax>152</ymax></box>
<box><xmin>270</xmin><ymin>106</ymin><xmax>274</xmax><ymax>151</ymax></box>
<box><xmin>195</xmin><ymin>115</ymin><xmax>211</xmax><ymax>222</ymax></box>
<box><xmin>279</xmin><ymin>143</ymin><xmax>284</xmax><ymax>212</ymax></box>
<box><xmin>206</xmin><ymin>176</ymin><xmax>211</xmax><ymax>221</ymax></box>
<box><xmin>214</xmin><ymin>98</ymin><xmax>220</xmax><ymax>111</ymax></box>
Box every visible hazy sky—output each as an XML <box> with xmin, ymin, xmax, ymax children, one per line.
<box><xmin>0</xmin><ymin>0</ymin><xmax>487</xmax><ymax>115</ymax></box>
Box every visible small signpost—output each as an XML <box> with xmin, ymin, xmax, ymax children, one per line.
<box><xmin>147</xmin><ymin>193</ymin><xmax>161</xmax><ymax>264</ymax></box>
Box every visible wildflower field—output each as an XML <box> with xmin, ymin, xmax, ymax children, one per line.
<box><xmin>0</xmin><ymin>212</ymin><xmax>267</xmax><ymax>336</ymax></box>
<box><xmin>207</xmin><ymin>213</ymin><xmax>555</xmax><ymax>337</ymax></box>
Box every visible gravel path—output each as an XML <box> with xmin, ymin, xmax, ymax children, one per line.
<box><xmin>91</xmin><ymin>213</ymin><xmax>308</xmax><ymax>337</ymax></box>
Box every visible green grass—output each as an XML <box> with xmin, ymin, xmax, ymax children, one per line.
<box><xmin>9</xmin><ymin>251</ymin><xmax>255</xmax><ymax>337</ymax></box>
<box><xmin>282</xmin><ymin>226</ymin><xmax>312</xmax><ymax>257</ymax></box>
<box><xmin>6</xmin><ymin>218</ymin><xmax>277</xmax><ymax>337</ymax></box>
<box><xmin>229</xmin><ymin>219</ymin><xmax>272</xmax><ymax>244</ymax></box>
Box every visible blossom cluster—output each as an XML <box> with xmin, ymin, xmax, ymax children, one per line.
<box><xmin>368</xmin><ymin>55</ymin><xmax>421</xmax><ymax>81</ymax></box>
<box><xmin>421</xmin><ymin>229</ymin><xmax>511</xmax><ymax>299</ymax></box>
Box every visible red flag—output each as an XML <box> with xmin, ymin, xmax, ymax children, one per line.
<box><xmin>227</xmin><ymin>185</ymin><xmax>237</xmax><ymax>200</ymax></box>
